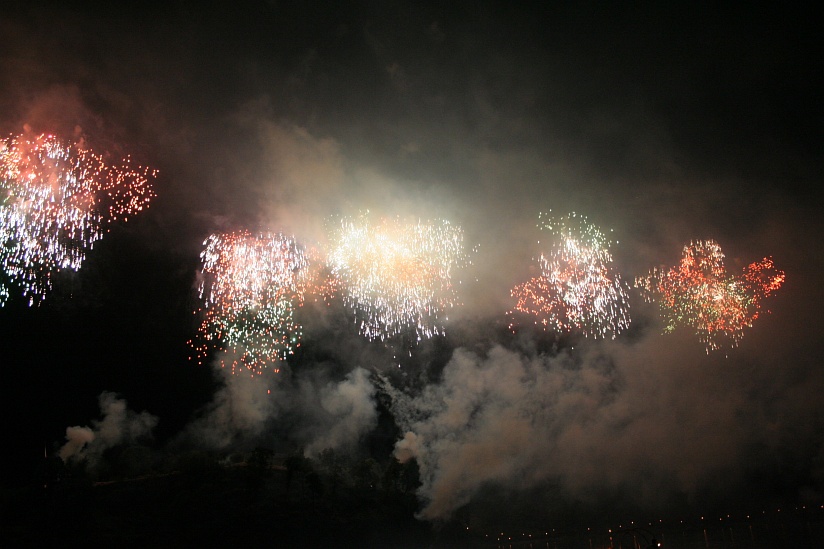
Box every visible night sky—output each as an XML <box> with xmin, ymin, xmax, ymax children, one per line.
<box><xmin>2</xmin><ymin>0</ymin><xmax>823</xmax><ymax>534</ymax></box>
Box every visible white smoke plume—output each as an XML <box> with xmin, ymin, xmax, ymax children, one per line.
<box><xmin>177</xmin><ymin>355</ymin><xmax>280</xmax><ymax>450</ymax></box>
<box><xmin>176</xmin><ymin>354</ymin><xmax>379</xmax><ymax>457</ymax></box>
<box><xmin>58</xmin><ymin>391</ymin><xmax>158</xmax><ymax>468</ymax></box>
<box><xmin>302</xmin><ymin>367</ymin><xmax>378</xmax><ymax>456</ymax></box>
<box><xmin>383</xmin><ymin>341</ymin><xmax>794</xmax><ymax>521</ymax></box>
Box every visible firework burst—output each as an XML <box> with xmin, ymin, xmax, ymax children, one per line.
<box><xmin>0</xmin><ymin>132</ymin><xmax>156</xmax><ymax>306</ymax></box>
<box><xmin>509</xmin><ymin>211</ymin><xmax>631</xmax><ymax>339</ymax></box>
<box><xmin>192</xmin><ymin>231</ymin><xmax>311</xmax><ymax>375</ymax></box>
<box><xmin>635</xmin><ymin>239</ymin><xmax>785</xmax><ymax>352</ymax></box>
<box><xmin>326</xmin><ymin>214</ymin><xmax>467</xmax><ymax>342</ymax></box>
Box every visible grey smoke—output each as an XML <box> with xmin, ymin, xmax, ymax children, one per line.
<box><xmin>177</xmin><ymin>354</ymin><xmax>378</xmax><ymax>457</ymax></box>
<box><xmin>176</xmin><ymin>355</ymin><xmax>280</xmax><ymax>450</ymax></box>
<box><xmin>302</xmin><ymin>367</ymin><xmax>378</xmax><ymax>457</ymax></box>
<box><xmin>59</xmin><ymin>391</ymin><xmax>158</xmax><ymax>468</ymax></box>
<box><xmin>383</xmin><ymin>339</ymin><xmax>818</xmax><ymax>521</ymax></box>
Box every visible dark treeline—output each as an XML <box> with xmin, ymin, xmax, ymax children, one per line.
<box><xmin>2</xmin><ymin>448</ymin><xmax>482</xmax><ymax>549</ymax></box>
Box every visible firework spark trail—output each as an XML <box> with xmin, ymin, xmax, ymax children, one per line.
<box><xmin>192</xmin><ymin>231</ymin><xmax>311</xmax><ymax>375</ymax></box>
<box><xmin>302</xmin><ymin>245</ymin><xmax>340</xmax><ymax>305</ymax></box>
<box><xmin>0</xmin><ymin>132</ymin><xmax>156</xmax><ymax>306</ymax></box>
<box><xmin>509</xmin><ymin>211</ymin><xmax>631</xmax><ymax>339</ymax></box>
<box><xmin>326</xmin><ymin>214</ymin><xmax>467</xmax><ymax>342</ymax></box>
<box><xmin>635</xmin><ymin>240</ymin><xmax>785</xmax><ymax>352</ymax></box>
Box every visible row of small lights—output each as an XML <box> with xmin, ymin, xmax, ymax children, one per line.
<box><xmin>463</xmin><ymin>504</ymin><xmax>824</xmax><ymax>544</ymax></box>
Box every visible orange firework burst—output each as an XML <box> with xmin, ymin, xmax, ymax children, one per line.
<box><xmin>635</xmin><ymin>240</ymin><xmax>785</xmax><ymax>352</ymax></box>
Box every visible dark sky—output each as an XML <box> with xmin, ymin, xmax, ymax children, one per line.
<box><xmin>2</xmin><ymin>0</ymin><xmax>823</xmax><ymax>531</ymax></box>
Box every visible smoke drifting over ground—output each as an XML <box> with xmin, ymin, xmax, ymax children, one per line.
<box><xmin>175</xmin><ymin>361</ymin><xmax>280</xmax><ymax>451</ymax></box>
<box><xmin>2</xmin><ymin>0</ymin><xmax>823</xmax><ymax>533</ymax></box>
<box><xmin>172</xmin><ymin>355</ymin><xmax>378</xmax><ymax>459</ymax></box>
<box><xmin>59</xmin><ymin>392</ymin><xmax>158</xmax><ymax>469</ymax></box>
<box><xmin>384</xmin><ymin>339</ymin><xmax>815</xmax><ymax>520</ymax></box>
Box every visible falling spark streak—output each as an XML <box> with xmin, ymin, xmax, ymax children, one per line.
<box><xmin>0</xmin><ymin>132</ymin><xmax>156</xmax><ymax>306</ymax></box>
<box><xmin>635</xmin><ymin>240</ymin><xmax>785</xmax><ymax>352</ymax></box>
<box><xmin>191</xmin><ymin>231</ymin><xmax>311</xmax><ymax>375</ymax></box>
<box><xmin>509</xmin><ymin>211</ymin><xmax>631</xmax><ymax>339</ymax></box>
<box><xmin>327</xmin><ymin>214</ymin><xmax>468</xmax><ymax>342</ymax></box>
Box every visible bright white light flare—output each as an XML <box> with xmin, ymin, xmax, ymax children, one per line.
<box><xmin>0</xmin><ymin>132</ymin><xmax>156</xmax><ymax>306</ymax></box>
<box><xmin>509</xmin><ymin>211</ymin><xmax>631</xmax><ymax>339</ymax></box>
<box><xmin>192</xmin><ymin>231</ymin><xmax>310</xmax><ymax>375</ymax></box>
<box><xmin>327</xmin><ymin>214</ymin><xmax>468</xmax><ymax>342</ymax></box>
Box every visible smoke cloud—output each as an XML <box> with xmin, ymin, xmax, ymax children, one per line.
<box><xmin>302</xmin><ymin>367</ymin><xmax>378</xmax><ymax>456</ymax></box>
<box><xmin>384</xmin><ymin>338</ymin><xmax>822</xmax><ymax>520</ymax></box>
<box><xmin>59</xmin><ymin>391</ymin><xmax>158</xmax><ymax>468</ymax></box>
<box><xmin>174</xmin><ymin>354</ymin><xmax>281</xmax><ymax>450</ymax></box>
<box><xmin>175</xmin><ymin>354</ymin><xmax>378</xmax><ymax>457</ymax></box>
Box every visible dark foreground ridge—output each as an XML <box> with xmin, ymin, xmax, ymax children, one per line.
<box><xmin>4</xmin><ymin>448</ymin><xmax>824</xmax><ymax>548</ymax></box>
<box><xmin>1</xmin><ymin>449</ymin><xmax>486</xmax><ymax>549</ymax></box>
